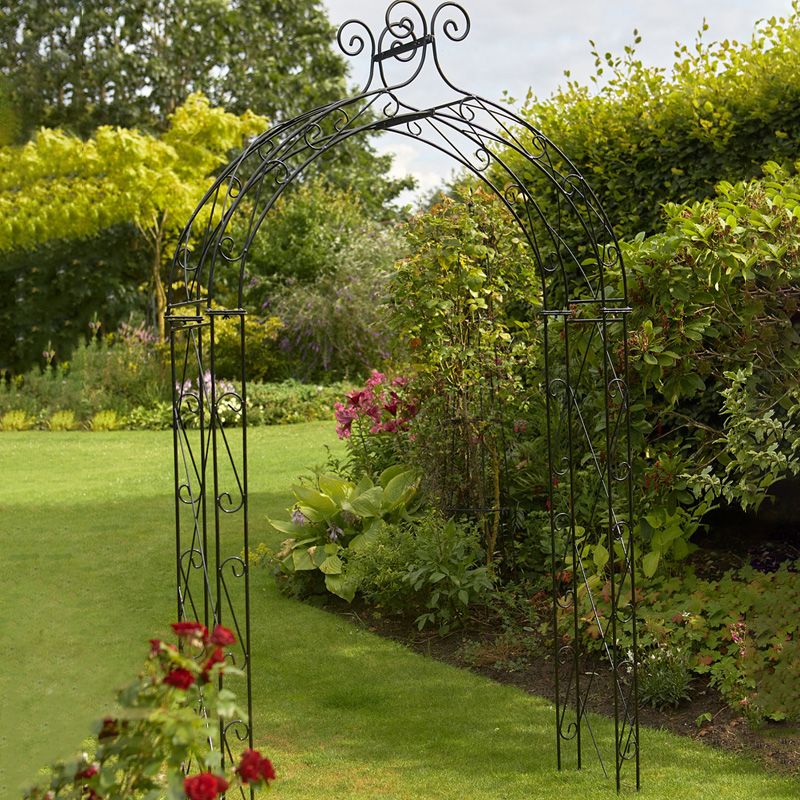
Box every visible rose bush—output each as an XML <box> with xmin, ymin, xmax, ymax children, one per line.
<box><xmin>23</xmin><ymin>622</ymin><xmax>276</xmax><ymax>799</ymax></box>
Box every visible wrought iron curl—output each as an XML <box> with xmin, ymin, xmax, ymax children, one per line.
<box><xmin>220</xmin><ymin>555</ymin><xmax>247</xmax><ymax>579</ymax></box>
<box><xmin>217</xmin><ymin>491</ymin><xmax>244</xmax><ymax>514</ymax></box>
<box><xmin>431</xmin><ymin>2</ymin><xmax>471</xmax><ymax>42</ymax></box>
<box><xmin>223</xmin><ymin>719</ymin><xmax>251</xmax><ymax>747</ymax></box>
<box><xmin>180</xmin><ymin>547</ymin><xmax>206</xmax><ymax>571</ymax></box>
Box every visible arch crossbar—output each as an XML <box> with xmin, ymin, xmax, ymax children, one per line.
<box><xmin>166</xmin><ymin>1</ymin><xmax>639</xmax><ymax>792</ymax></box>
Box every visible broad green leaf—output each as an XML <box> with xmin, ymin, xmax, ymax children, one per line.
<box><xmin>293</xmin><ymin>484</ymin><xmax>338</xmax><ymax>517</ymax></box>
<box><xmin>593</xmin><ymin>543</ymin><xmax>610</xmax><ymax>571</ymax></box>
<box><xmin>292</xmin><ymin>548</ymin><xmax>315</xmax><ymax>571</ymax></box>
<box><xmin>348</xmin><ymin>486</ymin><xmax>384</xmax><ymax>518</ymax></box>
<box><xmin>318</xmin><ymin>474</ymin><xmax>352</xmax><ymax>505</ymax></box>
<box><xmin>642</xmin><ymin>550</ymin><xmax>660</xmax><ymax>578</ymax></box>
<box><xmin>319</xmin><ymin>554</ymin><xmax>343</xmax><ymax>575</ymax></box>
<box><xmin>379</xmin><ymin>464</ymin><xmax>410</xmax><ymax>487</ymax></box>
<box><xmin>325</xmin><ymin>573</ymin><xmax>357</xmax><ymax>602</ymax></box>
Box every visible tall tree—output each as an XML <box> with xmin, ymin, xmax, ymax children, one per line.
<box><xmin>0</xmin><ymin>93</ymin><xmax>265</xmax><ymax>340</ymax></box>
<box><xmin>0</xmin><ymin>0</ymin><xmax>347</xmax><ymax>139</ymax></box>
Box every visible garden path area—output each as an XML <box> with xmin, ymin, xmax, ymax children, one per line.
<box><xmin>1</xmin><ymin>425</ymin><xmax>798</xmax><ymax>799</ymax></box>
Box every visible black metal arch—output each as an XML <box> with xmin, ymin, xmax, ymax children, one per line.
<box><xmin>166</xmin><ymin>1</ymin><xmax>639</xmax><ymax>793</ymax></box>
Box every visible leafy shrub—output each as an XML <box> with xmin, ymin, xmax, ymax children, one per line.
<box><xmin>269</xmin><ymin>465</ymin><xmax>423</xmax><ymax>601</ymax></box>
<box><xmin>499</xmin><ymin>8</ymin><xmax>800</xmax><ymax>240</ymax></box>
<box><xmin>23</xmin><ymin>622</ymin><xmax>275</xmax><ymax>799</ymax></box>
<box><xmin>405</xmin><ymin>514</ymin><xmax>495</xmax><ymax>633</ymax></box>
<box><xmin>126</xmin><ymin>401</ymin><xmax>172</xmax><ymax>430</ymax></box>
<box><xmin>90</xmin><ymin>410</ymin><xmax>121</xmax><ymax>431</ymax></box>
<box><xmin>0</xmin><ymin>408</ymin><xmax>34</xmax><ymax>430</ymax></box>
<box><xmin>614</xmin><ymin>164</ymin><xmax>800</xmax><ymax>576</ymax></box>
<box><xmin>48</xmin><ymin>409</ymin><xmax>77</xmax><ymax>431</ymax></box>
<box><xmin>391</xmin><ymin>189</ymin><xmax>541</xmax><ymax>565</ymax></box>
<box><xmin>348</xmin><ymin>523</ymin><xmax>421</xmax><ymax>612</ymax></box>
<box><xmin>0</xmin><ymin>321</ymin><xmax>169</xmax><ymax>423</ymax></box>
<box><xmin>638</xmin><ymin>646</ymin><xmax>693</xmax><ymax>710</ymax></box>
<box><xmin>207</xmin><ymin>306</ymin><xmax>284</xmax><ymax>383</ymax></box>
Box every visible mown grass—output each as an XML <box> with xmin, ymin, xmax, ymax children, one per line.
<box><xmin>1</xmin><ymin>426</ymin><xmax>797</xmax><ymax>798</ymax></box>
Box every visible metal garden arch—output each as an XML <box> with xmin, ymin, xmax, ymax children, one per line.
<box><xmin>167</xmin><ymin>1</ymin><xmax>640</xmax><ymax>793</ymax></box>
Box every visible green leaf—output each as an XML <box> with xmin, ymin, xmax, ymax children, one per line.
<box><xmin>318</xmin><ymin>474</ymin><xmax>352</xmax><ymax>505</ymax></box>
<box><xmin>319</xmin><ymin>554</ymin><xmax>343</xmax><ymax>575</ymax></box>
<box><xmin>325</xmin><ymin>573</ymin><xmax>357</xmax><ymax>602</ymax></box>
<box><xmin>379</xmin><ymin>464</ymin><xmax>410</xmax><ymax>487</ymax></box>
<box><xmin>348</xmin><ymin>486</ymin><xmax>384</xmax><ymax>518</ymax></box>
<box><xmin>293</xmin><ymin>484</ymin><xmax>338</xmax><ymax>518</ymax></box>
<box><xmin>642</xmin><ymin>550</ymin><xmax>660</xmax><ymax>578</ymax></box>
<box><xmin>292</xmin><ymin>548</ymin><xmax>315</xmax><ymax>571</ymax></box>
<box><xmin>593</xmin><ymin>543</ymin><xmax>610</xmax><ymax>571</ymax></box>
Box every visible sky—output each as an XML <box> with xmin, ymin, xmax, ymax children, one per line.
<box><xmin>322</xmin><ymin>0</ymin><xmax>795</xmax><ymax>204</ymax></box>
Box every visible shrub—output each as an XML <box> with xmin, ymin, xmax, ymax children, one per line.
<box><xmin>48</xmin><ymin>409</ymin><xmax>77</xmax><ymax>431</ymax></box>
<box><xmin>246</xmin><ymin>380</ymin><xmax>351</xmax><ymax>425</ymax></box>
<box><xmin>0</xmin><ymin>408</ymin><xmax>34</xmax><ymax>430</ymax></box>
<box><xmin>89</xmin><ymin>410</ymin><xmax>121</xmax><ymax>431</ymax></box>
<box><xmin>348</xmin><ymin>523</ymin><xmax>421</xmax><ymax>613</ymax></box>
<box><xmin>391</xmin><ymin>188</ymin><xmax>541</xmax><ymax>565</ymax></box>
<box><xmin>126</xmin><ymin>401</ymin><xmax>172</xmax><ymax>430</ymax></box>
<box><xmin>270</xmin><ymin>224</ymin><xmax>406</xmax><ymax>381</ymax></box>
<box><xmin>0</xmin><ymin>321</ymin><xmax>170</xmax><ymax>423</ymax></box>
<box><xmin>22</xmin><ymin>622</ymin><xmax>275</xmax><ymax>799</ymax></box>
<box><xmin>405</xmin><ymin>514</ymin><xmax>495</xmax><ymax>633</ymax></box>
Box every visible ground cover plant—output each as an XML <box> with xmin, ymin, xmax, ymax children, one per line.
<box><xmin>3</xmin><ymin>428</ymin><xmax>799</xmax><ymax>798</ymax></box>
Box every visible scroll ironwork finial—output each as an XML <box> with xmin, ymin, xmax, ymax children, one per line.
<box><xmin>336</xmin><ymin>1</ymin><xmax>471</xmax><ymax>92</ymax></box>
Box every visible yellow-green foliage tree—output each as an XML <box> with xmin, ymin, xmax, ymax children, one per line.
<box><xmin>0</xmin><ymin>93</ymin><xmax>265</xmax><ymax>339</ymax></box>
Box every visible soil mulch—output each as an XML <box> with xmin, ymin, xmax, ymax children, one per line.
<box><xmin>332</xmin><ymin>600</ymin><xmax>800</xmax><ymax>776</ymax></box>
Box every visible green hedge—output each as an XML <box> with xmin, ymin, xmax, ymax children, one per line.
<box><xmin>497</xmin><ymin>9</ymin><xmax>800</xmax><ymax>238</ymax></box>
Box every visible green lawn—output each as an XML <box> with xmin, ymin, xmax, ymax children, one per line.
<box><xmin>1</xmin><ymin>427</ymin><xmax>797</xmax><ymax>798</ymax></box>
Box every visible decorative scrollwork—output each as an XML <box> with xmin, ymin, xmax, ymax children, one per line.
<box><xmin>216</xmin><ymin>390</ymin><xmax>243</xmax><ymax>416</ymax></box>
<box><xmin>180</xmin><ymin>548</ymin><xmax>205</xmax><ymax>571</ymax></box>
<box><xmin>431</xmin><ymin>2</ymin><xmax>471</xmax><ymax>42</ymax></box>
<box><xmin>217</xmin><ymin>491</ymin><xmax>244</xmax><ymax>514</ymax></box>
<box><xmin>220</xmin><ymin>555</ymin><xmax>247</xmax><ymax>579</ymax></box>
<box><xmin>227</xmin><ymin>175</ymin><xmax>242</xmax><ymax>199</ymax></box>
<box><xmin>217</xmin><ymin>235</ymin><xmax>244</xmax><ymax>264</ymax></box>
<box><xmin>222</xmin><ymin>719</ymin><xmax>251</xmax><ymax>744</ymax></box>
<box><xmin>178</xmin><ymin>482</ymin><xmax>200</xmax><ymax>507</ymax></box>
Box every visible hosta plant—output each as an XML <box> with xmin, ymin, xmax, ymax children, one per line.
<box><xmin>269</xmin><ymin>465</ymin><xmax>423</xmax><ymax>601</ymax></box>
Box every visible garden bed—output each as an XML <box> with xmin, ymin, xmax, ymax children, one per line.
<box><xmin>330</xmin><ymin>581</ymin><xmax>800</xmax><ymax>776</ymax></box>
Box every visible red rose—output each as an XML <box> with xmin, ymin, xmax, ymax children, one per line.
<box><xmin>171</xmin><ymin>621</ymin><xmax>209</xmax><ymax>644</ymax></box>
<box><xmin>209</xmin><ymin>624</ymin><xmax>236</xmax><ymax>647</ymax></box>
<box><xmin>164</xmin><ymin>668</ymin><xmax>195</xmax><ymax>690</ymax></box>
<box><xmin>75</xmin><ymin>763</ymin><xmax>99</xmax><ymax>780</ymax></box>
<box><xmin>149</xmin><ymin>638</ymin><xmax>163</xmax><ymax>656</ymax></box>
<box><xmin>200</xmin><ymin>647</ymin><xmax>226</xmax><ymax>682</ymax></box>
<box><xmin>98</xmin><ymin>717</ymin><xmax>118</xmax><ymax>740</ymax></box>
<box><xmin>237</xmin><ymin>749</ymin><xmax>276</xmax><ymax>785</ymax></box>
<box><xmin>183</xmin><ymin>772</ymin><xmax>228</xmax><ymax>800</ymax></box>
